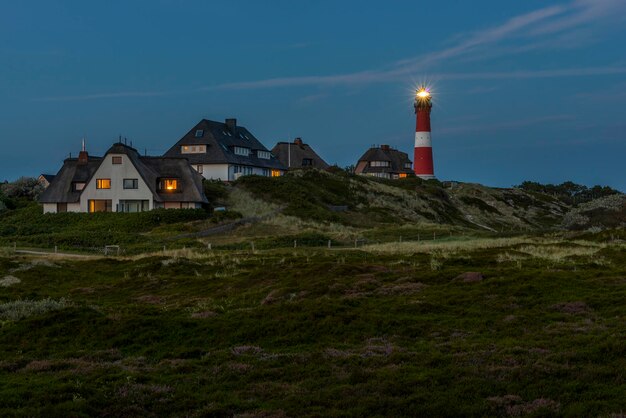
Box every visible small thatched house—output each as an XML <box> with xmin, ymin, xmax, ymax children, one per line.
<box><xmin>355</xmin><ymin>144</ymin><xmax>413</xmax><ymax>179</ymax></box>
<box><xmin>271</xmin><ymin>138</ymin><xmax>329</xmax><ymax>170</ymax></box>
<box><xmin>39</xmin><ymin>142</ymin><xmax>207</xmax><ymax>213</ymax></box>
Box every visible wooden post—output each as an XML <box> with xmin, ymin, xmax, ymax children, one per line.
<box><xmin>251</xmin><ymin>242</ymin><xmax>255</xmax><ymax>252</ymax></box>
<box><xmin>327</xmin><ymin>240</ymin><xmax>331</xmax><ymax>249</ymax></box>
<box><xmin>433</xmin><ymin>232</ymin><xmax>436</xmax><ymax>240</ymax></box>
<box><xmin>294</xmin><ymin>240</ymin><xmax>297</xmax><ymax>248</ymax></box>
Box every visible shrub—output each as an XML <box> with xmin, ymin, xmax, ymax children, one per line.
<box><xmin>0</xmin><ymin>298</ymin><xmax>68</xmax><ymax>321</ymax></box>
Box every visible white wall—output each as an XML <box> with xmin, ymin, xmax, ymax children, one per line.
<box><xmin>67</xmin><ymin>203</ymin><xmax>81</xmax><ymax>212</ymax></box>
<box><xmin>80</xmin><ymin>154</ymin><xmax>154</xmax><ymax>212</ymax></box>
<box><xmin>43</xmin><ymin>203</ymin><xmax>57</xmax><ymax>214</ymax></box>
<box><xmin>201</xmin><ymin>164</ymin><xmax>229</xmax><ymax>181</ymax></box>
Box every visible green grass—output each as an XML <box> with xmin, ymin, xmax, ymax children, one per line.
<box><xmin>0</xmin><ymin>235</ymin><xmax>624</xmax><ymax>416</ymax></box>
<box><xmin>0</xmin><ymin>202</ymin><xmax>241</xmax><ymax>254</ymax></box>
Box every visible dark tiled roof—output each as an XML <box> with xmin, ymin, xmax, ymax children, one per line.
<box><xmin>271</xmin><ymin>140</ymin><xmax>330</xmax><ymax>170</ymax></box>
<box><xmin>164</xmin><ymin>119</ymin><xmax>286</xmax><ymax>170</ymax></box>
<box><xmin>39</xmin><ymin>158</ymin><xmax>103</xmax><ymax>203</ymax></box>
<box><xmin>355</xmin><ymin>146</ymin><xmax>413</xmax><ymax>175</ymax></box>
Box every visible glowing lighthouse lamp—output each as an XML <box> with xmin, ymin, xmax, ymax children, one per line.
<box><xmin>413</xmin><ymin>86</ymin><xmax>435</xmax><ymax>179</ymax></box>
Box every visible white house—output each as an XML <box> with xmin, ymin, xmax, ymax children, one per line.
<box><xmin>164</xmin><ymin>118</ymin><xmax>286</xmax><ymax>181</ymax></box>
<box><xmin>39</xmin><ymin>143</ymin><xmax>207</xmax><ymax>213</ymax></box>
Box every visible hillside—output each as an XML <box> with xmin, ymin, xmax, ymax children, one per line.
<box><xmin>0</xmin><ymin>171</ymin><xmax>623</xmax><ymax>254</ymax></box>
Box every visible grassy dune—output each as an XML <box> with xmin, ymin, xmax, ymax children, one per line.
<box><xmin>0</xmin><ymin>236</ymin><xmax>625</xmax><ymax>417</ymax></box>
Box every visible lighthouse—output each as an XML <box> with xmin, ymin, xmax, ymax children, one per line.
<box><xmin>413</xmin><ymin>87</ymin><xmax>435</xmax><ymax>179</ymax></box>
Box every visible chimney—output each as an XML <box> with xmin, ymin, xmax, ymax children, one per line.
<box><xmin>380</xmin><ymin>144</ymin><xmax>390</xmax><ymax>151</ymax></box>
<box><xmin>294</xmin><ymin>137</ymin><xmax>303</xmax><ymax>146</ymax></box>
<box><xmin>225</xmin><ymin>118</ymin><xmax>237</xmax><ymax>132</ymax></box>
<box><xmin>78</xmin><ymin>138</ymin><xmax>88</xmax><ymax>165</ymax></box>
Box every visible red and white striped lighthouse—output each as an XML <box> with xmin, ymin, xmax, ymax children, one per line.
<box><xmin>413</xmin><ymin>87</ymin><xmax>435</xmax><ymax>179</ymax></box>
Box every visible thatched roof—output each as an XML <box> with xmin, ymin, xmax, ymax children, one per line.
<box><xmin>271</xmin><ymin>139</ymin><xmax>329</xmax><ymax>170</ymax></box>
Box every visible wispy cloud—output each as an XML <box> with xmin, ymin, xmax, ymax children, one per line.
<box><xmin>438</xmin><ymin>115</ymin><xmax>575</xmax><ymax>136</ymax></box>
<box><xmin>31</xmin><ymin>91</ymin><xmax>168</xmax><ymax>102</ymax></box>
<box><xmin>208</xmin><ymin>0</ymin><xmax>626</xmax><ymax>91</ymax></box>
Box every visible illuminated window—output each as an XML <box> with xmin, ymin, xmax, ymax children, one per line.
<box><xmin>88</xmin><ymin>199</ymin><xmax>112</xmax><ymax>213</ymax></box>
<box><xmin>96</xmin><ymin>179</ymin><xmax>111</xmax><ymax>189</ymax></box>
<box><xmin>160</xmin><ymin>179</ymin><xmax>178</xmax><ymax>191</ymax></box>
<box><xmin>112</xmin><ymin>156</ymin><xmax>122</xmax><ymax>164</ymax></box>
<box><xmin>181</xmin><ymin>145</ymin><xmax>206</xmax><ymax>154</ymax></box>
<box><xmin>271</xmin><ymin>170</ymin><xmax>281</xmax><ymax>177</ymax></box>
<box><xmin>399</xmin><ymin>173</ymin><xmax>408</xmax><ymax>178</ymax></box>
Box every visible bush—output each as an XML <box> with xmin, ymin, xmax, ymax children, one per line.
<box><xmin>0</xmin><ymin>298</ymin><xmax>68</xmax><ymax>321</ymax></box>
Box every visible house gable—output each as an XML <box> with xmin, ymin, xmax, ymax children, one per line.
<box><xmin>80</xmin><ymin>151</ymin><xmax>154</xmax><ymax>212</ymax></box>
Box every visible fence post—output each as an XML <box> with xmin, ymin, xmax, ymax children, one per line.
<box><xmin>399</xmin><ymin>236</ymin><xmax>402</xmax><ymax>243</ymax></box>
<box><xmin>207</xmin><ymin>243</ymin><xmax>212</xmax><ymax>250</ymax></box>
<box><xmin>433</xmin><ymin>232</ymin><xmax>436</xmax><ymax>240</ymax></box>
<box><xmin>327</xmin><ymin>240</ymin><xmax>331</xmax><ymax>249</ymax></box>
<box><xmin>54</xmin><ymin>245</ymin><xmax>57</xmax><ymax>254</ymax></box>
<box><xmin>163</xmin><ymin>245</ymin><xmax>166</xmax><ymax>253</ymax></box>
<box><xmin>294</xmin><ymin>240</ymin><xmax>297</xmax><ymax>248</ymax></box>
<box><xmin>251</xmin><ymin>242</ymin><xmax>255</xmax><ymax>252</ymax></box>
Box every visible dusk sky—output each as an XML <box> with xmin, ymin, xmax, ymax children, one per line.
<box><xmin>1</xmin><ymin>0</ymin><xmax>625</xmax><ymax>190</ymax></box>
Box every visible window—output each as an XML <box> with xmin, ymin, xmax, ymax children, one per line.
<box><xmin>57</xmin><ymin>203</ymin><xmax>67</xmax><ymax>213</ymax></box>
<box><xmin>370</xmin><ymin>172</ymin><xmax>391</xmax><ymax>179</ymax></box>
<box><xmin>370</xmin><ymin>161</ymin><xmax>390</xmax><ymax>167</ymax></box>
<box><xmin>262</xmin><ymin>168</ymin><xmax>269</xmax><ymax>176</ymax></box>
<box><xmin>233</xmin><ymin>165</ymin><xmax>253</xmax><ymax>175</ymax></box>
<box><xmin>123</xmin><ymin>179</ymin><xmax>138</xmax><ymax>189</ymax></box>
<box><xmin>404</xmin><ymin>162</ymin><xmax>412</xmax><ymax>169</ymax></box>
<box><xmin>399</xmin><ymin>173</ymin><xmax>408</xmax><ymax>178</ymax></box>
<box><xmin>233</xmin><ymin>146</ymin><xmax>250</xmax><ymax>156</ymax></box>
<box><xmin>96</xmin><ymin>179</ymin><xmax>111</xmax><ymax>189</ymax></box>
<box><xmin>160</xmin><ymin>179</ymin><xmax>178</xmax><ymax>191</ymax></box>
<box><xmin>271</xmin><ymin>170</ymin><xmax>281</xmax><ymax>177</ymax></box>
<box><xmin>112</xmin><ymin>156</ymin><xmax>122</xmax><ymax>164</ymax></box>
<box><xmin>195</xmin><ymin>129</ymin><xmax>204</xmax><ymax>138</ymax></box>
<box><xmin>72</xmin><ymin>182</ymin><xmax>85</xmax><ymax>191</ymax></box>
<box><xmin>195</xmin><ymin>165</ymin><xmax>203</xmax><ymax>174</ymax></box>
<box><xmin>257</xmin><ymin>150</ymin><xmax>271</xmax><ymax>159</ymax></box>
<box><xmin>117</xmin><ymin>200</ymin><xmax>149</xmax><ymax>212</ymax></box>
<box><xmin>88</xmin><ymin>199</ymin><xmax>112</xmax><ymax>213</ymax></box>
<box><xmin>302</xmin><ymin>158</ymin><xmax>313</xmax><ymax>166</ymax></box>
<box><xmin>181</xmin><ymin>145</ymin><xmax>206</xmax><ymax>154</ymax></box>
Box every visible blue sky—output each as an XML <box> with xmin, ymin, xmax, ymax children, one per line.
<box><xmin>1</xmin><ymin>0</ymin><xmax>625</xmax><ymax>190</ymax></box>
